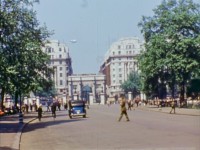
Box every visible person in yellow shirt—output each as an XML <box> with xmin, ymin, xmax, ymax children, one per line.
<box><xmin>118</xmin><ymin>94</ymin><xmax>130</xmax><ymax>122</ymax></box>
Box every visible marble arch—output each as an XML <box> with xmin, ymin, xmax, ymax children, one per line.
<box><xmin>68</xmin><ymin>74</ymin><xmax>106</xmax><ymax>104</ymax></box>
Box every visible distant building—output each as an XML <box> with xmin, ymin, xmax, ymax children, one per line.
<box><xmin>100</xmin><ymin>37</ymin><xmax>144</xmax><ymax>97</ymax></box>
<box><xmin>43</xmin><ymin>40</ymin><xmax>73</xmax><ymax>102</ymax></box>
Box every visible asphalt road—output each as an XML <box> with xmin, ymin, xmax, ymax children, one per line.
<box><xmin>20</xmin><ymin>105</ymin><xmax>200</xmax><ymax>150</ymax></box>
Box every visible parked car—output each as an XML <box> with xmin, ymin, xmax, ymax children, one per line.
<box><xmin>68</xmin><ymin>100</ymin><xmax>86</xmax><ymax>119</ymax></box>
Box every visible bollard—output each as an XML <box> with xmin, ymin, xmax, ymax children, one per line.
<box><xmin>19</xmin><ymin>112</ymin><xmax>24</xmax><ymax>124</ymax></box>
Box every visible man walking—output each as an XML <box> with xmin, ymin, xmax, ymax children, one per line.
<box><xmin>38</xmin><ymin>104</ymin><xmax>43</xmax><ymax>121</ymax></box>
<box><xmin>170</xmin><ymin>99</ymin><xmax>176</xmax><ymax>114</ymax></box>
<box><xmin>118</xmin><ymin>94</ymin><xmax>130</xmax><ymax>122</ymax></box>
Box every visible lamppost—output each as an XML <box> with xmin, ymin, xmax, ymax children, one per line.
<box><xmin>18</xmin><ymin>74</ymin><xmax>23</xmax><ymax>124</ymax></box>
<box><xmin>0</xmin><ymin>88</ymin><xmax>2</xmax><ymax>111</ymax></box>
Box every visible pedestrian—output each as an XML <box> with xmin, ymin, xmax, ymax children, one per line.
<box><xmin>51</xmin><ymin>103</ymin><xmax>56</xmax><ymax>119</ymax></box>
<box><xmin>118</xmin><ymin>94</ymin><xmax>130</xmax><ymax>122</ymax></box>
<box><xmin>127</xmin><ymin>100</ymin><xmax>132</xmax><ymax>110</ymax></box>
<box><xmin>38</xmin><ymin>104</ymin><xmax>43</xmax><ymax>121</ymax></box>
<box><xmin>46</xmin><ymin>102</ymin><xmax>50</xmax><ymax>112</ymax></box>
<box><xmin>30</xmin><ymin>103</ymin><xmax>32</xmax><ymax>112</ymax></box>
<box><xmin>170</xmin><ymin>99</ymin><xmax>176</xmax><ymax>114</ymax></box>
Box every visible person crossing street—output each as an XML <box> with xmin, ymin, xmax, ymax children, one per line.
<box><xmin>118</xmin><ymin>94</ymin><xmax>130</xmax><ymax>122</ymax></box>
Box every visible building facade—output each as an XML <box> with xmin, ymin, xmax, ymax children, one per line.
<box><xmin>100</xmin><ymin>37</ymin><xmax>144</xmax><ymax>97</ymax></box>
<box><xmin>43</xmin><ymin>40</ymin><xmax>73</xmax><ymax>101</ymax></box>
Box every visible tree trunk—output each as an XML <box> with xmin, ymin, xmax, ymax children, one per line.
<box><xmin>180</xmin><ymin>81</ymin><xmax>185</xmax><ymax>107</ymax></box>
<box><xmin>14</xmin><ymin>91</ymin><xmax>19</xmax><ymax>107</ymax></box>
<box><xmin>0</xmin><ymin>87</ymin><xmax>5</xmax><ymax>111</ymax></box>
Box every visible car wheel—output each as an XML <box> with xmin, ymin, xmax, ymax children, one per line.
<box><xmin>83</xmin><ymin>115</ymin><xmax>86</xmax><ymax>118</ymax></box>
<box><xmin>69</xmin><ymin>115</ymin><xmax>72</xmax><ymax>119</ymax></box>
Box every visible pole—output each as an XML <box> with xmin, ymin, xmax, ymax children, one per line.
<box><xmin>19</xmin><ymin>90</ymin><xmax>23</xmax><ymax>124</ymax></box>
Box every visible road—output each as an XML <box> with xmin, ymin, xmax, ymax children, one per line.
<box><xmin>20</xmin><ymin>105</ymin><xmax>200</xmax><ymax>150</ymax></box>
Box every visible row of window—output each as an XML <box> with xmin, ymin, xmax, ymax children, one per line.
<box><xmin>113</xmin><ymin>50</ymin><xmax>135</xmax><ymax>55</ymax></box>
<box><xmin>46</xmin><ymin>47</ymin><xmax>67</xmax><ymax>53</ymax></box>
<box><xmin>118</xmin><ymin>44</ymin><xmax>135</xmax><ymax>50</ymax></box>
<box><xmin>49</xmin><ymin>60</ymin><xmax>68</xmax><ymax>65</ymax></box>
<box><xmin>112</xmin><ymin>57</ymin><xmax>134</xmax><ymax>61</ymax></box>
<box><xmin>113</xmin><ymin>74</ymin><xmax>122</xmax><ymax>78</ymax></box>
<box><xmin>51</xmin><ymin>54</ymin><xmax>63</xmax><ymax>59</ymax></box>
<box><xmin>112</xmin><ymin>80</ymin><xmax>122</xmax><ymax>84</ymax></box>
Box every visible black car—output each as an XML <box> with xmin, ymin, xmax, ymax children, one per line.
<box><xmin>68</xmin><ymin>100</ymin><xmax>86</xmax><ymax>119</ymax></box>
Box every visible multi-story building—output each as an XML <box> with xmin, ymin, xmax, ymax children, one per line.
<box><xmin>100</xmin><ymin>37</ymin><xmax>144</xmax><ymax>97</ymax></box>
<box><xmin>43</xmin><ymin>40</ymin><xmax>73</xmax><ymax>101</ymax></box>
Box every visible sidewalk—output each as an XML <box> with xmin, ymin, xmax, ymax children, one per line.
<box><xmin>0</xmin><ymin>112</ymin><xmax>37</xmax><ymax>150</ymax></box>
<box><xmin>139</xmin><ymin>104</ymin><xmax>200</xmax><ymax>116</ymax></box>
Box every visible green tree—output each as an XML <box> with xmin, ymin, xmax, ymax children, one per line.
<box><xmin>187</xmin><ymin>78</ymin><xmax>200</xmax><ymax>99</ymax></box>
<box><xmin>138</xmin><ymin>0</ymin><xmax>200</xmax><ymax>103</ymax></box>
<box><xmin>121</xmin><ymin>71</ymin><xmax>141</xmax><ymax>98</ymax></box>
<box><xmin>0</xmin><ymin>0</ymin><xmax>52</xmax><ymax>109</ymax></box>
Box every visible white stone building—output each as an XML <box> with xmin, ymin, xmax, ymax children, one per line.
<box><xmin>43</xmin><ymin>40</ymin><xmax>73</xmax><ymax>102</ymax></box>
<box><xmin>100</xmin><ymin>37</ymin><xmax>144</xmax><ymax>96</ymax></box>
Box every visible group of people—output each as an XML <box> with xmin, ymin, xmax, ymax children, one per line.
<box><xmin>117</xmin><ymin>94</ymin><xmax>177</xmax><ymax>122</ymax></box>
<box><xmin>37</xmin><ymin>102</ymin><xmax>58</xmax><ymax>121</ymax></box>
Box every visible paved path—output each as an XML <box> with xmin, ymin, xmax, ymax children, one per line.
<box><xmin>138</xmin><ymin>104</ymin><xmax>200</xmax><ymax>116</ymax></box>
<box><xmin>0</xmin><ymin>105</ymin><xmax>199</xmax><ymax>150</ymax></box>
<box><xmin>0</xmin><ymin>112</ymin><xmax>37</xmax><ymax>150</ymax></box>
<box><xmin>20</xmin><ymin>105</ymin><xmax>200</xmax><ymax>150</ymax></box>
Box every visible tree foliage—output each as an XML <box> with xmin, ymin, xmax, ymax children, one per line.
<box><xmin>138</xmin><ymin>0</ymin><xmax>200</xmax><ymax>101</ymax></box>
<box><xmin>121</xmin><ymin>71</ymin><xmax>141</xmax><ymax>98</ymax></box>
<box><xmin>0</xmin><ymin>0</ymin><xmax>53</xmax><ymax>109</ymax></box>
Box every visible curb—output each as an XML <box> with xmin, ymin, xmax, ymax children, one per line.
<box><xmin>138</xmin><ymin>107</ymin><xmax>200</xmax><ymax>116</ymax></box>
<box><xmin>11</xmin><ymin>117</ymin><xmax>37</xmax><ymax>150</ymax></box>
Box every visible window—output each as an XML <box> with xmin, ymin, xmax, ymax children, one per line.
<box><xmin>60</xmin><ymin>67</ymin><xmax>62</xmax><ymax>71</ymax></box>
<box><xmin>59</xmin><ymin>48</ymin><xmax>62</xmax><ymax>51</ymax></box>
<box><xmin>129</xmin><ymin>51</ymin><xmax>132</xmax><ymax>54</ymax></box>
<box><xmin>119</xmin><ymin>80</ymin><xmax>122</xmax><ymax>84</ymax></box>
<box><xmin>113</xmin><ymin>52</ymin><xmax>115</xmax><ymax>55</ymax></box>
<box><xmin>113</xmin><ymin>68</ymin><xmax>115</xmax><ymax>71</ymax></box>
<box><xmin>119</xmin><ymin>68</ymin><xmax>122</xmax><ymax>72</ymax></box>
<box><xmin>59</xmin><ymin>54</ymin><xmax>62</xmax><ymax>58</ymax></box>
<box><xmin>119</xmin><ymin>62</ymin><xmax>121</xmax><ymax>66</ymax></box>
<box><xmin>113</xmin><ymin>80</ymin><xmax>115</xmax><ymax>83</ymax></box>
<box><xmin>118</xmin><ymin>45</ymin><xmax>121</xmax><ymax>49</ymax></box>
<box><xmin>48</xmin><ymin>47</ymin><xmax>51</xmax><ymax>53</ymax></box>
<box><xmin>60</xmin><ymin>80</ymin><xmax>63</xmax><ymax>85</ymax></box>
<box><xmin>60</xmin><ymin>89</ymin><xmax>63</xmax><ymax>92</ymax></box>
<box><xmin>118</xmin><ymin>51</ymin><xmax>121</xmax><ymax>55</ymax></box>
<box><xmin>129</xmin><ymin>45</ymin><xmax>131</xmax><ymax>49</ymax></box>
<box><xmin>119</xmin><ymin>74</ymin><xmax>122</xmax><ymax>77</ymax></box>
<box><xmin>59</xmin><ymin>60</ymin><xmax>62</xmax><ymax>64</ymax></box>
<box><xmin>60</xmin><ymin>73</ymin><xmax>62</xmax><ymax>77</ymax></box>
<box><xmin>113</xmin><ymin>74</ymin><xmax>115</xmax><ymax>78</ymax></box>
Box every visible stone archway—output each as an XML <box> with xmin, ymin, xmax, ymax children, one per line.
<box><xmin>82</xmin><ymin>85</ymin><xmax>92</xmax><ymax>102</ymax></box>
<box><xmin>68</xmin><ymin>74</ymin><xmax>106</xmax><ymax>104</ymax></box>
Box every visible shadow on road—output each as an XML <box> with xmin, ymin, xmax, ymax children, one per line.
<box><xmin>0</xmin><ymin>146</ymin><xmax>18</xmax><ymax>150</ymax></box>
<box><xmin>22</xmin><ymin>117</ymin><xmax>86</xmax><ymax>133</ymax></box>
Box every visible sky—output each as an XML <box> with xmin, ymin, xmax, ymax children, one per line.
<box><xmin>33</xmin><ymin>0</ymin><xmax>176</xmax><ymax>74</ymax></box>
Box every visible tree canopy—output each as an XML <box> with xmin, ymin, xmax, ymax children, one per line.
<box><xmin>0</xmin><ymin>0</ymin><xmax>53</xmax><ymax>109</ymax></box>
<box><xmin>138</xmin><ymin>0</ymin><xmax>200</xmax><ymax>101</ymax></box>
<box><xmin>121</xmin><ymin>71</ymin><xmax>141</xmax><ymax>98</ymax></box>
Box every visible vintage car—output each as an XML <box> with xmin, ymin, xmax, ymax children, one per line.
<box><xmin>68</xmin><ymin>100</ymin><xmax>86</xmax><ymax>119</ymax></box>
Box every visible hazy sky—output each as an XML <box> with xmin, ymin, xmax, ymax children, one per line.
<box><xmin>33</xmin><ymin>0</ymin><xmax>193</xmax><ymax>74</ymax></box>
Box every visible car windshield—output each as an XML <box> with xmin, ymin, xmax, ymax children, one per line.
<box><xmin>70</xmin><ymin>101</ymin><xmax>84</xmax><ymax>107</ymax></box>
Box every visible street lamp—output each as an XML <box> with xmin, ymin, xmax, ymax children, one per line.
<box><xmin>0</xmin><ymin>88</ymin><xmax>2</xmax><ymax>111</ymax></box>
<box><xmin>18</xmin><ymin>74</ymin><xmax>23</xmax><ymax>124</ymax></box>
